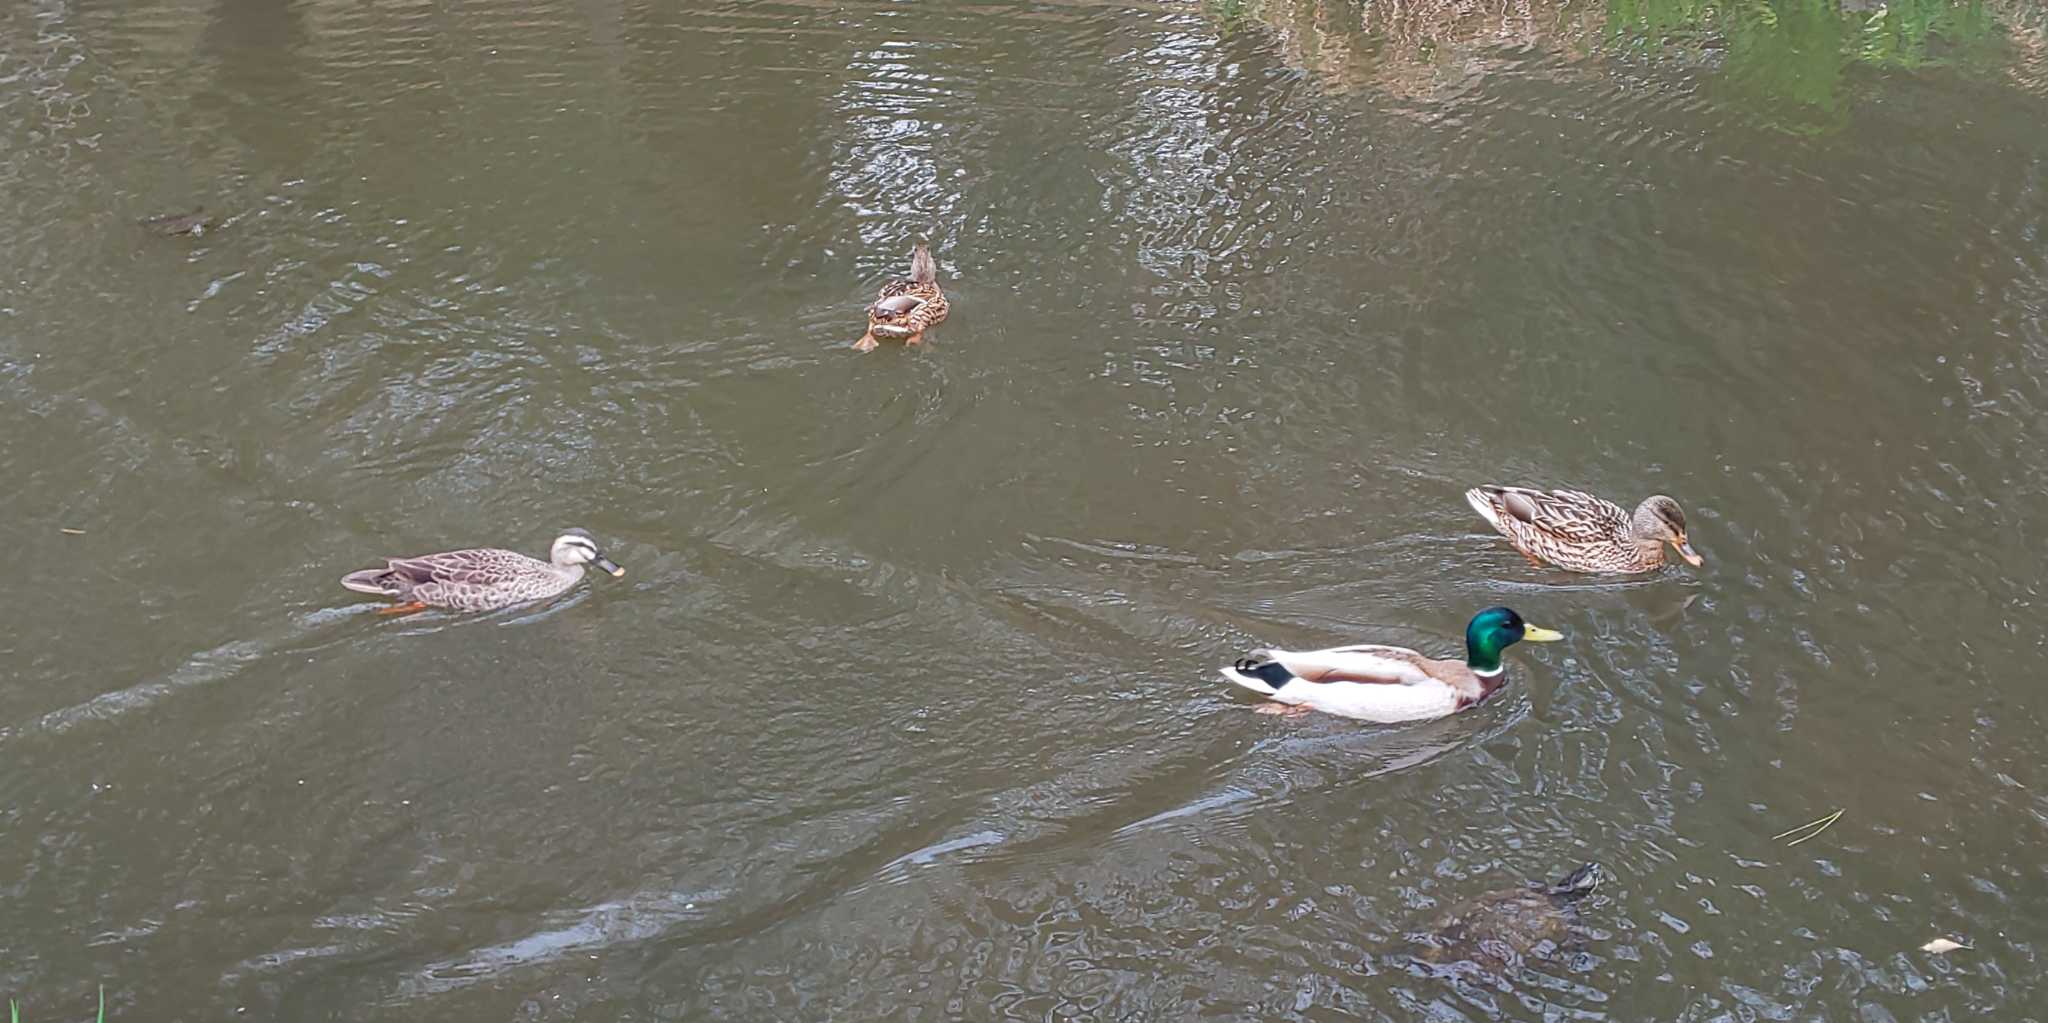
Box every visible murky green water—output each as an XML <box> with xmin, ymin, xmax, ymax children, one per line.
<box><xmin>4</xmin><ymin>0</ymin><xmax>2047</xmax><ymax>1018</ymax></box>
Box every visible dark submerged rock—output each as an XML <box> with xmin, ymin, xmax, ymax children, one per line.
<box><xmin>1409</xmin><ymin>863</ymin><xmax>1601</xmax><ymax>971</ymax></box>
<box><xmin>138</xmin><ymin>208</ymin><xmax>214</xmax><ymax>237</ymax></box>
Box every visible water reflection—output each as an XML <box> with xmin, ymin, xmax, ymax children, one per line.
<box><xmin>1612</xmin><ymin>0</ymin><xmax>2021</xmax><ymax>131</ymax></box>
<box><xmin>4</xmin><ymin>0</ymin><xmax>2048</xmax><ymax>1020</ymax></box>
<box><xmin>1225</xmin><ymin>0</ymin><xmax>2039</xmax><ymax>127</ymax></box>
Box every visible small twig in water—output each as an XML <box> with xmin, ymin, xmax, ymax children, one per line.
<box><xmin>1773</xmin><ymin>808</ymin><xmax>1845</xmax><ymax>846</ymax></box>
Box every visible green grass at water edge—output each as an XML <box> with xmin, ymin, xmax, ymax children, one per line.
<box><xmin>9</xmin><ymin>986</ymin><xmax>104</xmax><ymax>1023</ymax></box>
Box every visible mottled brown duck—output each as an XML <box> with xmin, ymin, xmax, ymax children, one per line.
<box><xmin>1466</xmin><ymin>485</ymin><xmax>1702</xmax><ymax>573</ymax></box>
<box><xmin>340</xmin><ymin>528</ymin><xmax>624</xmax><ymax>614</ymax></box>
<box><xmin>854</xmin><ymin>242</ymin><xmax>949</xmax><ymax>352</ymax></box>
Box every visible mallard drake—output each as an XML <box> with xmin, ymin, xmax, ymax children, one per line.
<box><xmin>1465</xmin><ymin>486</ymin><xmax>1702</xmax><ymax>574</ymax></box>
<box><xmin>1218</xmin><ymin>607</ymin><xmax>1562</xmax><ymax>723</ymax></box>
<box><xmin>340</xmin><ymin>528</ymin><xmax>624</xmax><ymax>614</ymax></box>
<box><xmin>854</xmin><ymin>242</ymin><xmax>948</xmax><ymax>352</ymax></box>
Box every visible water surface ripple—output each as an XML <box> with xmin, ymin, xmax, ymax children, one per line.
<box><xmin>3</xmin><ymin>0</ymin><xmax>2046</xmax><ymax>1019</ymax></box>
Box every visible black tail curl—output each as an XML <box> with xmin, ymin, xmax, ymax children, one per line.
<box><xmin>1232</xmin><ymin>658</ymin><xmax>1298</xmax><ymax>690</ymax></box>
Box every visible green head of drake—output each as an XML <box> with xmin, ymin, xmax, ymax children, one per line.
<box><xmin>1465</xmin><ymin>606</ymin><xmax>1563</xmax><ymax>674</ymax></box>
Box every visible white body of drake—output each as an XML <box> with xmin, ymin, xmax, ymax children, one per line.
<box><xmin>1219</xmin><ymin>645</ymin><xmax>1496</xmax><ymax>723</ymax></box>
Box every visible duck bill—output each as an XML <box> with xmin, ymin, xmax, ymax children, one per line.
<box><xmin>595</xmin><ymin>555</ymin><xmax>625</xmax><ymax>578</ymax></box>
<box><xmin>1675</xmin><ymin>537</ymin><xmax>1704</xmax><ymax>567</ymax></box>
<box><xmin>1521</xmin><ymin>625</ymin><xmax>1565</xmax><ymax>643</ymax></box>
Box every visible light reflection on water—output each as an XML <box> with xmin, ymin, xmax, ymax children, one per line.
<box><xmin>1</xmin><ymin>0</ymin><xmax>2045</xmax><ymax>1019</ymax></box>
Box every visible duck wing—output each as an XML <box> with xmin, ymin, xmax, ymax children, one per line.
<box><xmin>873</xmin><ymin>278</ymin><xmax>916</xmax><ymax>302</ymax></box>
<box><xmin>385</xmin><ymin>548</ymin><xmax>532</xmax><ymax>588</ymax></box>
<box><xmin>1220</xmin><ymin>643</ymin><xmax>1470</xmax><ymax>723</ymax></box>
<box><xmin>1255</xmin><ymin>645</ymin><xmax>1440</xmax><ymax>685</ymax></box>
<box><xmin>1469</xmin><ymin>486</ymin><xmax>1629</xmax><ymax>545</ymax></box>
<box><xmin>340</xmin><ymin>551</ymin><xmax>494</xmax><ymax>597</ymax></box>
<box><xmin>870</xmin><ymin>292</ymin><xmax>927</xmax><ymax>317</ymax></box>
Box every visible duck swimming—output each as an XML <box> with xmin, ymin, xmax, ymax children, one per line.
<box><xmin>1218</xmin><ymin>607</ymin><xmax>1562</xmax><ymax>723</ymax></box>
<box><xmin>1465</xmin><ymin>485</ymin><xmax>1702</xmax><ymax>574</ymax></box>
<box><xmin>340</xmin><ymin>528</ymin><xmax>624</xmax><ymax>614</ymax></box>
<box><xmin>854</xmin><ymin>242</ymin><xmax>948</xmax><ymax>352</ymax></box>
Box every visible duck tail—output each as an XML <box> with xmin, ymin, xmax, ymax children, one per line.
<box><xmin>340</xmin><ymin>568</ymin><xmax>397</xmax><ymax>595</ymax></box>
<box><xmin>1219</xmin><ymin>652</ymin><xmax>1297</xmax><ymax>694</ymax></box>
<box><xmin>1464</xmin><ymin>486</ymin><xmax>1506</xmax><ymax>531</ymax></box>
<box><xmin>1547</xmin><ymin>862</ymin><xmax>1602</xmax><ymax>900</ymax></box>
<box><xmin>909</xmin><ymin>242</ymin><xmax>937</xmax><ymax>286</ymax></box>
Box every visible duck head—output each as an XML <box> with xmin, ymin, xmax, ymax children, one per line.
<box><xmin>1631</xmin><ymin>495</ymin><xmax>1702</xmax><ymax>567</ymax></box>
<box><xmin>551</xmin><ymin>528</ymin><xmax>624</xmax><ymax>577</ymax></box>
<box><xmin>1465</xmin><ymin>606</ymin><xmax>1563</xmax><ymax>675</ymax></box>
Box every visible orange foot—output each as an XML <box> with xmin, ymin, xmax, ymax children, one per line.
<box><xmin>903</xmin><ymin>329</ymin><xmax>927</xmax><ymax>346</ymax></box>
<box><xmin>853</xmin><ymin>331</ymin><xmax>879</xmax><ymax>353</ymax></box>
<box><xmin>1254</xmin><ymin>703</ymin><xmax>1313</xmax><ymax>718</ymax></box>
<box><xmin>377</xmin><ymin>601</ymin><xmax>430</xmax><ymax>616</ymax></box>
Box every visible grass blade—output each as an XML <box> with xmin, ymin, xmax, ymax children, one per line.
<box><xmin>1773</xmin><ymin>808</ymin><xmax>1845</xmax><ymax>846</ymax></box>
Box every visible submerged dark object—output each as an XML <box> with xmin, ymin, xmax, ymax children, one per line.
<box><xmin>1409</xmin><ymin>863</ymin><xmax>1601</xmax><ymax>970</ymax></box>
<box><xmin>138</xmin><ymin>207</ymin><xmax>214</xmax><ymax>237</ymax></box>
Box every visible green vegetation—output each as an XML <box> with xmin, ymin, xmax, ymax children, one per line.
<box><xmin>8</xmin><ymin>987</ymin><xmax>104</xmax><ymax>1023</ymax></box>
<box><xmin>1605</xmin><ymin>0</ymin><xmax>2011</xmax><ymax>131</ymax></box>
<box><xmin>1205</xmin><ymin>0</ymin><xmax>1269</xmax><ymax>35</ymax></box>
<box><xmin>1201</xmin><ymin>0</ymin><xmax>2025</xmax><ymax>132</ymax></box>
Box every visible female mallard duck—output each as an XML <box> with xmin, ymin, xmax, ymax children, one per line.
<box><xmin>1219</xmin><ymin>607</ymin><xmax>1562</xmax><ymax>723</ymax></box>
<box><xmin>853</xmin><ymin>242</ymin><xmax>948</xmax><ymax>352</ymax></box>
<box><xmin>340</xmin><ymin>528</ymin><xmax>624</xmax><ymax>614</ymax></box>
<box><xmin>1465</xmin><ymin>486</ymin><xmax>1702</xmax><ymax>574</ymax></box>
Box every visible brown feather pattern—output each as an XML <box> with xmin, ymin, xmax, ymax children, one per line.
<box><xmin>1467</xmin><ymin>485</ymin><xmax>1677</xmax><ymax>574</ymax></box>
<box><xmin>863</xmin><ymin>243</ymin><xmax>949</xmax><ymax>342</ymax></box>
<box><xmin>345</xmin><ymin>547</ymin><xmax>589</xmax><ymax>611</ymax></box>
